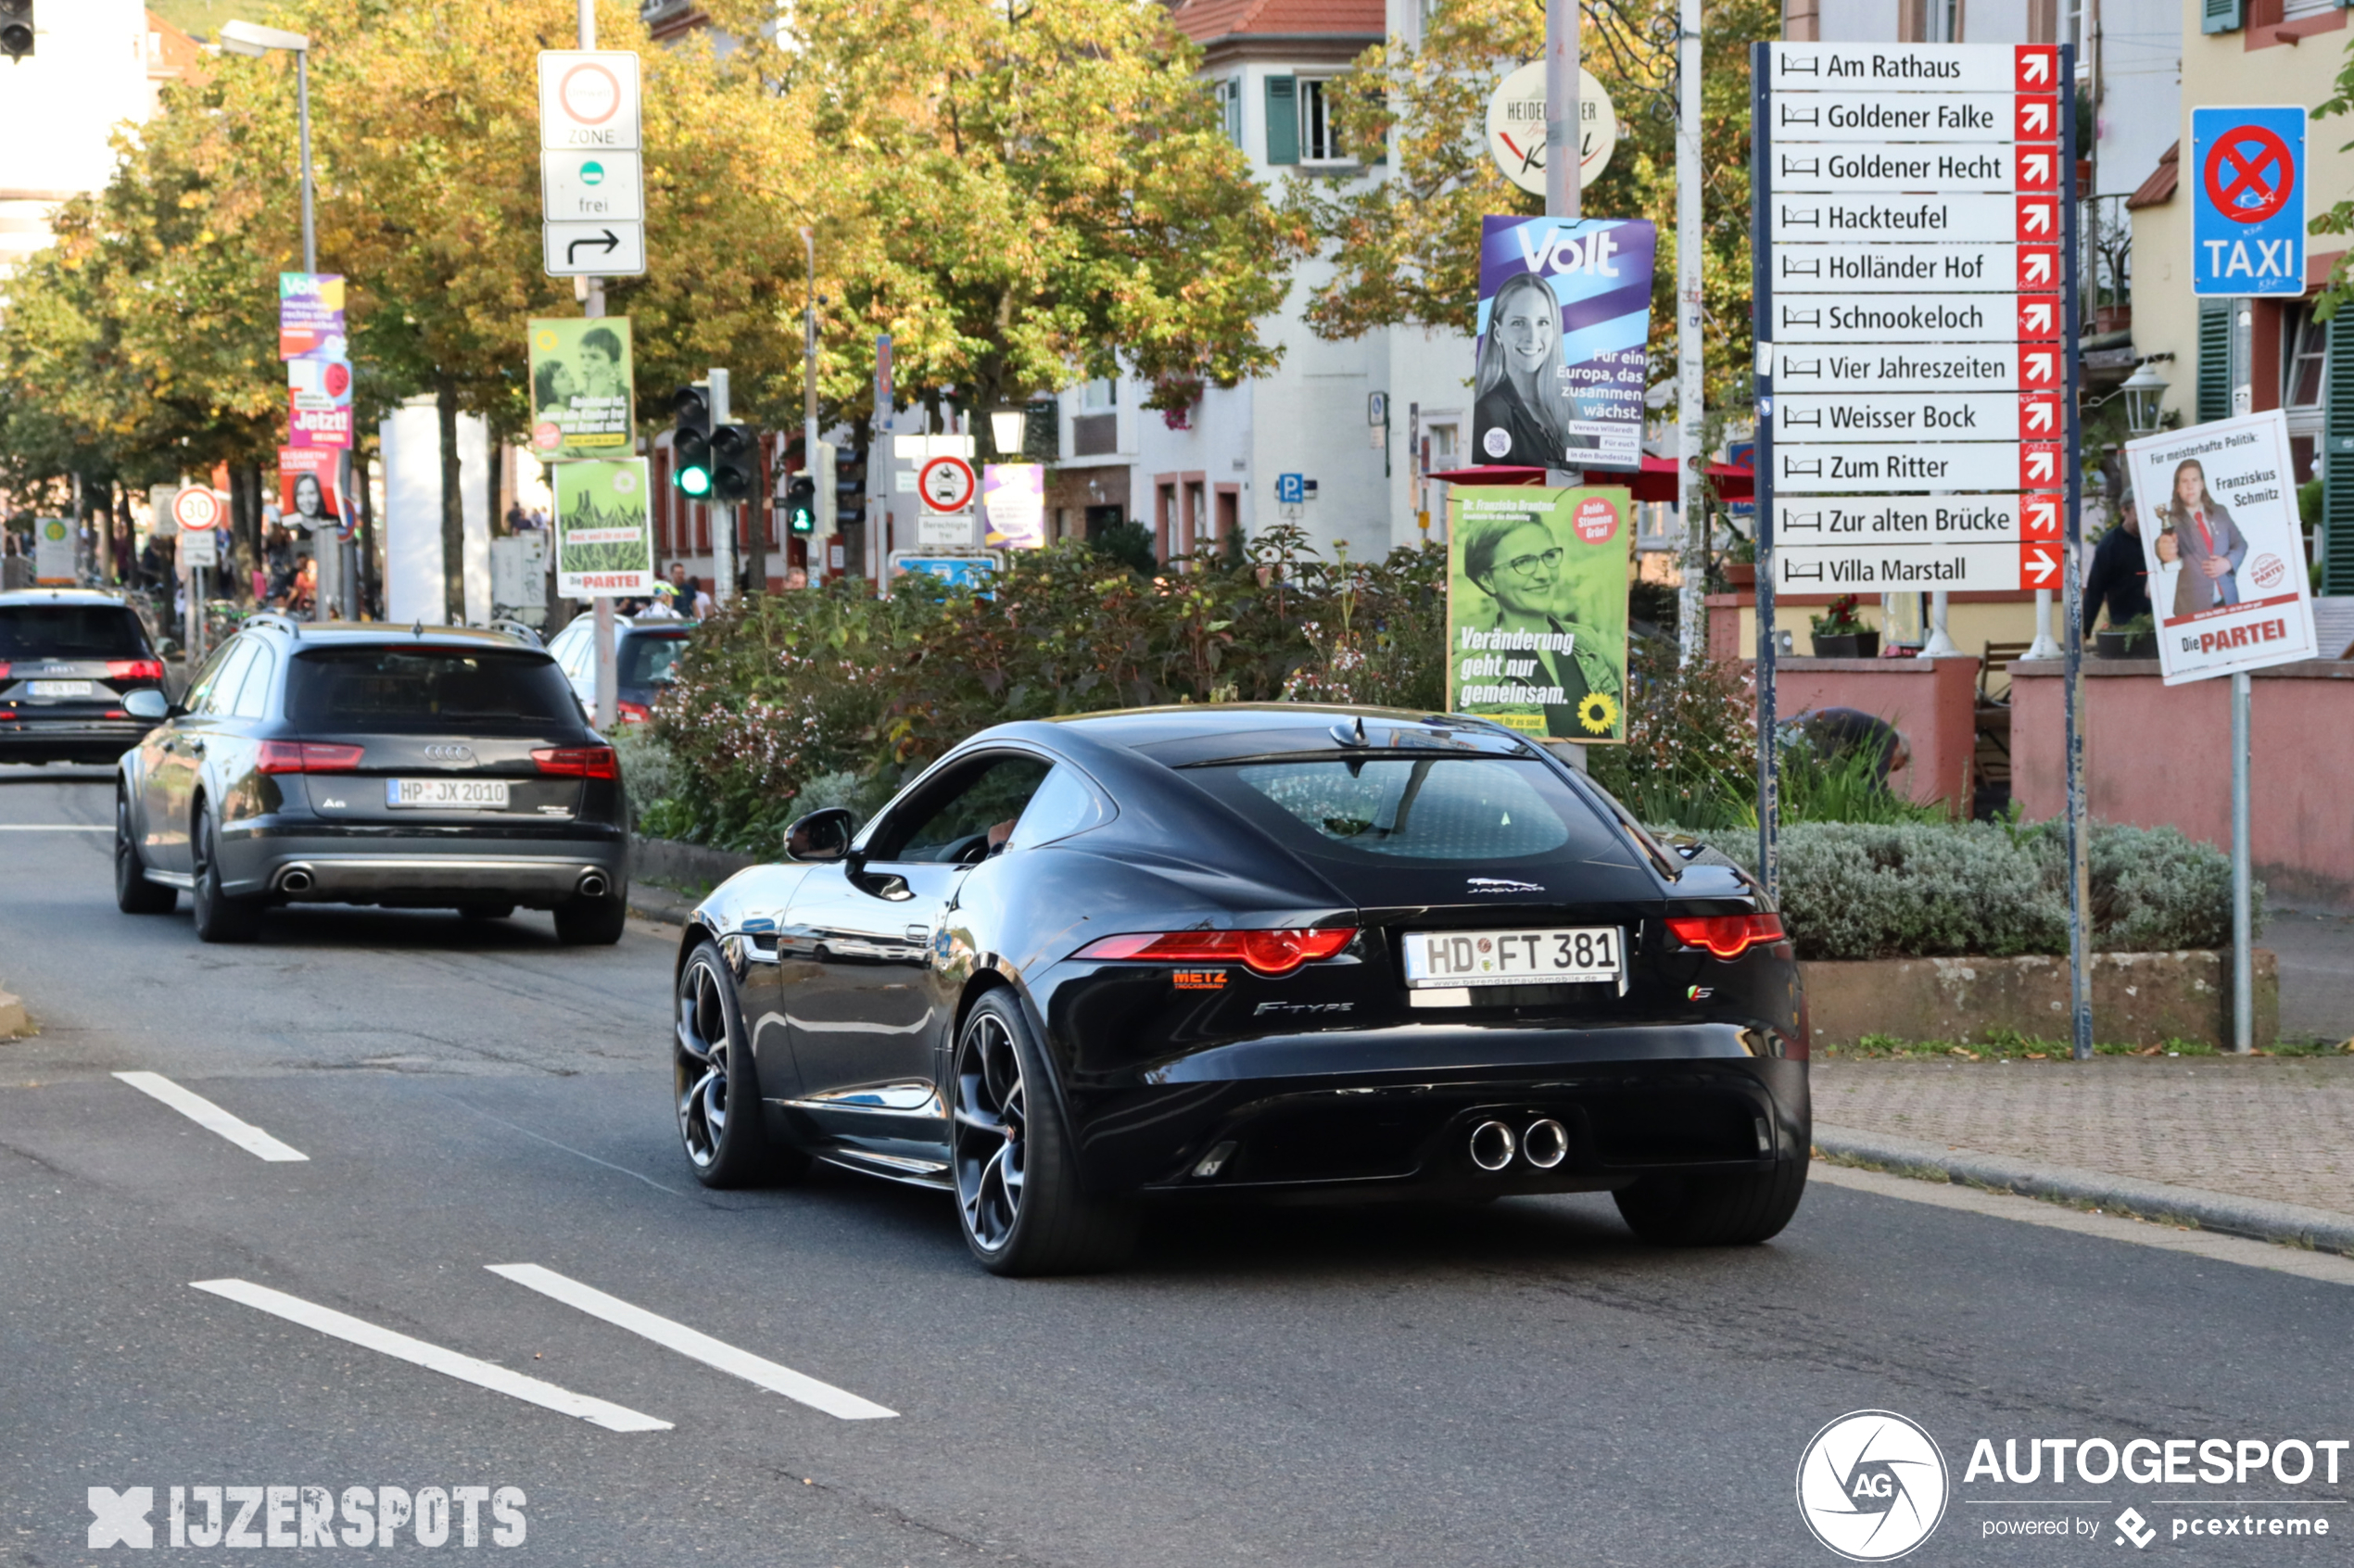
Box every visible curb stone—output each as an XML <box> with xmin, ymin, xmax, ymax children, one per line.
<box><xmin>627</xmin><ymin>884</ymin><xmax>698</xmax><ymax>929</ymax></box>
<box><xmin>1814</xmin><ymin>1123</ymin><xmax>2354</xmax><ymax>1258</ymax></box>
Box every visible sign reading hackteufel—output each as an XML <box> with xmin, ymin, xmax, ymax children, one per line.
<box><xmin>1757</xmin><ymin>41</ymin><xmax>2071</xmax><ymax>595</ymax></box>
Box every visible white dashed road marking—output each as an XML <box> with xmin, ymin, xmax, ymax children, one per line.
<box><xmin>191</xmin><ymin>1278</ymin><xmax>673</xmax><ymax>1433</ymax></box>
<box><xmin>487</xmin><ymin>1263</ymin><xmax>898</xmax><ymax>1420</ymax></box>
<box><xmin>113</xmin><ymin>1071</ymin><xmax>309</xmax><ymax>1162</ymax></box>
<box><xmin>0</xmin><ymin>823</ymin><xmax>108</xmax><ymax>830</ymax></box>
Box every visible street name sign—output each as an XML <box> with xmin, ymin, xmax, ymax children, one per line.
<box><xmin>1766</xmin><ymin>43</ymin><xmax>2057</xmax><ymax>95</ymax></box>
<box><xmin>541</xmin><ymin>150</ymin><xmax>644</xmax><ymax>223</ymax></box>
<box><xmin>2190</xmin><ymin>106</ymin><xmax>2305</xmax><ymax>297</ymax></box>
<box><xmin>1772</xmin><ymin>92</ymin><xmax>2056</xmax><ymax>143</ymax></box>
<box><xmin>538</xmin><ymin>52</ymin><xmax>644</xmax><ymax>279</ymax></box>
<box><xmin>1769</xmin><ymin>193</ymin><xmax>2059</xmax><ymax>243</ymax></box>
<box><xmin>1774</xmin><ymin>539</ymin><xmax>2058</xmax><ymax>593</ymax></box>
<box><xmin>1770</xmin><ymin>144</ymin><xmax>2059</xmax><ymax>192</ymax></box>
<box><xmin>1774</xmin><ymin>441</ymin><xmax>2060</xmax><ymax>493</ymax></box>
<box><xmin>1770</xmin><ymin>294</ymin><xmax>2060</xmax><ymax>344</ymax></box>
<box><xmin>1766</xmin><ymin>344</ymin><xmax>2061</xmax><ymax>394</ymax></box>
<box><xmin>1772</xmin><ymin>392</ymin><xmax>2061</xmax><ymax>444</ymax></box>
<box><xmin>1774</xmin><ymin>242</ymin><xmax>2060</xmax><ymax>294</ymax></box>
<box><xmin>1773</xmin><ymin>493</ymin><xmax>2058</xmax><ymax>546</ymax></box>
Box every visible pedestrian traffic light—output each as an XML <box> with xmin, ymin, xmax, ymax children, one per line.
<box><xmin>784</xmin><ymin>476</ymin><xmax>816</xmax><ymax>535</ymax></box>
<box><xmin>710</xmin><ymin>423</ymin><xmax>755</xmax><ymax>503</ymax></box>
<box><xmin>671</xmin><ymin>385</ymin><xmax>712</xmax><ymax>499</ymax></box>
<box><xmin>0</xmin><ymin>0</ymin><xmax>34</xmax><ymax>60</ymax></box>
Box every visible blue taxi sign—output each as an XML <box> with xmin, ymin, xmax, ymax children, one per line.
<box><xmin>2191</xmin><ymin>107</ymin><xmax>2305</xmax><ymax>297</ymax></box>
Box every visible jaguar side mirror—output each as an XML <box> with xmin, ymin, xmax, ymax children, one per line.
<box><xmin>784</xmin><ymin>805</ymin><xmax>859</xmax><ymax>864</ymax></box>
<box><xmin>124</xmin><ymin>689</ymin><xmax>170</xmax><ymax>721</ymax></box>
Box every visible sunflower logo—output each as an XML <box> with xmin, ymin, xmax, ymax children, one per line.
<box><xmin>1576</xmin><ymin>691</ymin><xmax>1618</xmax><ymax>736</ymax></box>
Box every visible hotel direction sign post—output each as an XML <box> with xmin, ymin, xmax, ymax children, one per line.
<box><xmin>1752</xmin><ymin>41</ymin><xmax>2091</xmax><ymax>1058</ymax></box>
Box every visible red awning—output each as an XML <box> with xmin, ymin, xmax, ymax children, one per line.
<box><xmin>1427</xmin><ymin>456</ymin><xmax>1753</xmax><ymax>503</ymax></box>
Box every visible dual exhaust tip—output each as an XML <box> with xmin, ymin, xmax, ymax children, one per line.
<box><xmin>1469</xmin><ymin>1118</ymin><xmax>1569</xmax><ymax>1173</ymax></box>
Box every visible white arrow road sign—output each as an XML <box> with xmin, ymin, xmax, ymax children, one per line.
<box><xmin>1772</xmin><ymin>144</ymin><xmax>2042</xmax><ymax>193</ymax></box>
<box><xmin>1767</xmin><ymin>43</ymin><xmax>2049</xmax><ymax>95</ymax></box>
<box><xmin>542</xmin><ymin>150</ymin><xmax>643</xmax><ymax>223</ymax></box>
<box><xmin>1774</xmin><ymin>440</ymin><xmax>2057</xmax><ymax>494</ymax></box>
<box><xmin>1774</xmin><ymin>392</ymin><xmax>2059</xmax><ymax>445</ymax></box>
<box><xmin>1776</xmin><ymin>540</ymin><xmax>2033</xmax><ymax>593</ymax></box>
<box><xmin>543</xmin><ymin>221</ymin><xmax>645</xmax><ymax>277</ymax></box>
<box><xmin>1772</xmin><ymin>192</ymin><xmax>2058</xmax><ymax>243</ymax></box>
<box><xmin>1768</xmin><ymin>344</ymin><xmax>2061</xmax><ymax>394</ymax></box>
<box><xmin>1771</xmin><ymin>93</ymin><xmax>2040</xmax><ymax>143</ymax></box>
<box><xmin>1774</xmin><ymin>294</ymin><xmax>2060</xmax><ymax>344</ymax></box>
<box><xmin>1774</xmin><ymin>494</ymin><xmax>2046</xmax><ymax>547</ymax></box>
<box><xmin>538</xmin><ymin>51</ymin><xmax>641</xmax><ymax>150</ymax></box>
<box><xmin>1773</xmin><ymin>243</ymin><xmax>2060</xmax><ymax>295</ymax></box>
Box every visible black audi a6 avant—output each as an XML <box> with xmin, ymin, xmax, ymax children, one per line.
<box><xmin>675</xmin><ymin>705</ymin><xmax>1809</xmax><ymax>1274</ymax></box>
<box><xmin>0</xmin><ymin>588</ymin><xmax>171</xmax><ymax>765</ymax></box>
<box><xmin>115</xmin><ymin>615</ymin><xmax>631</xmax><ymax>944</ymax></box>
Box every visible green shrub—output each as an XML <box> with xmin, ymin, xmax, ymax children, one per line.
<box><xmin>1713</xmin><ymin>819</ymin><xmax>2256</xmax><ymax>959</ymax></box>
<box><xmin>609</xmin><ymin>722</ymin><xmax>682</xmax><ymax>827</ymax></box>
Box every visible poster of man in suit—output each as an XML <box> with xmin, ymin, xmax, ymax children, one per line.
<box><xmin>2121</xmin><ymin>409</ymin><xmax>2317</xmax><ymax>684</ymax></box>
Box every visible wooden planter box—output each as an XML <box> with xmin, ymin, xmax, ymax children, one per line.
<box><xmin>1802</xmin><ymin>949</ymin><xmax>2279</xmax><ymax>1052</ymax></box>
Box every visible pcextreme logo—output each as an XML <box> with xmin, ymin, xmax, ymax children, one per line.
<box><xmin>1797</xmin><ymin>1410</ymin><xmax>1952</xmax><ymax>1562</ymax></box>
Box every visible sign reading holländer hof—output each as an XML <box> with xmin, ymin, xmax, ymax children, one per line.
<box><xmin>1756</xmin><ymin>42</ymin><xmax>2072</xmax><ymax>596</ymax></box>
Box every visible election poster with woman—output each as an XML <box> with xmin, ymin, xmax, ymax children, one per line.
<box><xmin>2121</xmin><ymin>409</ymin><xmax>2317</xmax><ymax>684</ymax></box>
<box><xmin>1472</xmin><ymin>217</ymin><xmax>1655</xmax><ymax>473</ymax></box>
<box><xmin>528</xmin><ymin>318</ymin><xmax>636</xmax><ymax>460</ymax></box>
<box><xmin>1447</xmin><ymin>486</ymin><xmax>1631</xmax><ymax>740</ymax></box>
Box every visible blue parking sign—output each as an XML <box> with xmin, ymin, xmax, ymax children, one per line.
<box><xmin>2191</xmin><ymin>107</ymin><xmax>2306</xmax><ymax>297</ymax></box>
<box><xmin>1275</xmin><ymin>473</ymin><xmax>1306</xmax><ymax>505</ymax></box>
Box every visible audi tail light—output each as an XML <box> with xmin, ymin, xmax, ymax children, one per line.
<box><xmin>1664</xmin><ymin>913</ymin><xmax>1787</xmax><ymax>959</ymax></box>
<box><xmin>1074</xmin><ymin>928</ymin><xmax>1356</xmax><ymax>977</ymax></box>
<box><xmin>107</xmin><ymin>659</ymin><xmax>165</xmax><ymax>683</ymax></box>
<box><xmin>615</xmin><ymin>700</ymin><xmax>652</xmax><ymax>724</ymax></box>
<box><xmin>0</xmin><ymin>662</ymin><xmax>10</xmax><ymax>681</ymax></box>
<box><xmin>532</xmin><ymin>745</ymin><xmax>619</xmax><ymax>780</ymax></box>
<box><xmin>257</xmin><ymin>741</ymin><xmax>365</xmax><ymax>775</ymax></box>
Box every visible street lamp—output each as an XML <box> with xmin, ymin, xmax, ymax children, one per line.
<box><xmin>990</xmin><ymin>407</ymin><xmax>1029</xmax><ymax>460</ymax></box>
<box><xmin>219</xmin><ymin>21</ymin><xmax>314</xmax><ymax>275</ymax></box>
<box><xmin>2120</xmin><ymin>359</ymin><xmax>2171</xmax><ymax>436</ymax></box>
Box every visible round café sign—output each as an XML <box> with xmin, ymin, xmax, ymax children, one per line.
<box><xmin>1485</xmin><ymin>61</ymin><xmax>1616</xmax><ymax>198</ymax></box>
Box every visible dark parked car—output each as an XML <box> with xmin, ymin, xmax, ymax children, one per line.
<box><xmin>115</xmin><ymin>615</ymin><xmax>631</xmax><ymax>944</ymax></box>
<box><xmin>0</xmin><ymin>588</ymin><xmax>170</xmax><ymax>765</ymax></box>
<box><xmin>674</xmin><ymin>705</ymin><xmax>1809</xmax><ymax>1275</ymax></box>
<box><xmin>545</xmin><ymin>613</ymin><xmax>690</xmax><ymax>724</ymax></box>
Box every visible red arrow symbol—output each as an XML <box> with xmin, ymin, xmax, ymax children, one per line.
<box><xmin>2020</xmin><ymin>100</ymin><xmax>2053</xmax><ymax>134</ymax></box>
<box><xmin>2019</xmin><ymin>200</ymin><xmax>2055</xmax><ymax>236</ymax></box>
<box><xmin>2018</xmin><ymin>47</ymin><xmax>2054</xmax><ymax>86</ymax></box>
<box><xmin>2019</xmin><ymin>151</ymin><xmax>2056</xmax><ymax>188</ymax></box>
<box><xmin>2021</xmin><ymin>398</ymin><xmax>2057</xmax><ymax>434</ymax></box>
<box><xmin>2021</xmin><ymin>299</ymin><xmax>2055</xmax><ymax>332</ymax></box>
<box><xmin>2023</xmin><ymin>449</ymin><xmax>2057</xmax><ymax>483</ymax></box>
<box><xmin>2021</xmin><ymin>542</ymin><xmax>2059</xmax><ymax>587</ymax></box>
<box><xmin>2023</xmin><ymin>349</ymin><xmax>2058</xmax><ymax>386</ymax></box>
<box><xmin>2023</xmin><ymin>498</ymin><xmax>2061</xmax><ymax>538</ymax></box>
<box><xmin>2022</xmin><ymin>251</ymin><xmax>2053</xmax><ymax>284</ymax></box>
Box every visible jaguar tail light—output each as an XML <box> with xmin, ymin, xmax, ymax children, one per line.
<box><xmin>0</xmin><ymin>662</ymin><xmax>11</xmax><ymax>681</ymax></box>
<box><xmin>107</xmin><ymin>659</ymin><xmax>165</xmax><ymax>683</ymax></box>
<box><xmin>1074</xmin><ymin>928</ymin><xmax>1355</xmax><ymax>977</ymax></box>
<box><xmin>1664</xmin><ymin>912</ymin><xmax>1787</xmax><ymax>959</ymax></box>
<box><xmin>532</xmin><ymin>745</ymin><xmax>619</xmax><ymax>779</ymax></box>
<box><xmin>257</xmin><ymin>740</ymin><xmax>365</xmax><ymax>775</ymax></box>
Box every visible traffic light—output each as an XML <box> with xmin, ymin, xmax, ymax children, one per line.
<box><xmin>0</xmin><ymin>0</ymin><xmax>33</xmax><ymax>60</ymax></box>
<box><xmin>670</xmin><ymin>385</ymin><xmax>712</xmax><ymax>499</ymax></box>
<box><xmin>784</xmin><ymin>476</ymin><xmax>816</xmax><ymax>536</ymax></box>
<box><xmin>814</xmin><ymin>440</ymin><xmax>838</xmax><ymax>537</ymax></box>
<box><xmin>710</xmin><ymin>423</ymin><xmax>755</xmax><ymax>503</ymax></box>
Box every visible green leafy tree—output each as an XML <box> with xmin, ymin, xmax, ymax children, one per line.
<box><xmin>1285</xmin><ymin>0</ymin><xmax>1777</xmax><ymax>399</ymax></box>
<box><xmin>2310</xmin><ymin>32</ymin><xmax>2354</xmax><ymax>319</ymax></box>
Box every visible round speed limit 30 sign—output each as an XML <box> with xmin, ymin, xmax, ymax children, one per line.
<box><xmin>171</xmin><ymin>488</ymin><xmax>223</xmax><ymax>531</ymax></box>
<box><xmin>918</xmin><ymin>455</ymin><xmax>977</xmax><ymax>514</ymax></box>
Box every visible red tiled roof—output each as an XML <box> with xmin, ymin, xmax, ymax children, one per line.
<box><xmin>1168</xmin><ymin>0</ymin><xmax>1384</xmax><ymax>44</ymax></box>
<box><xmin>2126</xmin><ymin>140</ymin><xmax>2176</xmax><ymax>210</ymax></box>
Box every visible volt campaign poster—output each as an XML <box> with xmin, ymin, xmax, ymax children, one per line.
<box><xmin>2122</xmin><ymin>409</ymin><xmax>2317</xmax><ymax>685</ymax></box>
<box><xmin>1472</xmin><ymin>217</ymin><xmax>1656</xmax><ymax>473</ymax></box>
<box><xmin>982</xmin><ymin>463</ymin><xmax>1046</xmax><ymax>550</ymax></box>
<box><xmin>278</xmin><ymin>272</ymin><xmax>346</xmax><ymax>360</ymax></box>
<box><xmin>1446</xmin><ymin>485</ymin><xmax>1630</xmax><ymax>741</ymax></box>
<box><xmin>553</xmin><ymin>459</ymin><xmax>656</xmax><ymax>599</ymax></box>
<box><xmin>528</xmin><ymin>317</ymin><xmax>636</xmax><ymax>460</ymax></box>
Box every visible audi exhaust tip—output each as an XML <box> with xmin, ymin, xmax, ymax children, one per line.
<box><xmin>1467</xmin><ymin>1120</ymin><xmax>1516</xmax><ymax>1173</ymax></box>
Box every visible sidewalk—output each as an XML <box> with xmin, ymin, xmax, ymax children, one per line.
<box><xmin>1814</xmin><ymin>1056</ymin><xmax>2354</xmax><ymax>1249</ymax></box>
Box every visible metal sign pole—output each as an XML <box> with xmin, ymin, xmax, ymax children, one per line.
<box><xmin>2062</xmin><ymin>46</ymin><xmax>2093</xmax><ymax>1061</ymax></box>
<box><xmin>1675</xmin><ymin>0</ymin><xmax>1704</xmax><ymax>665</ymax></box>
<box><xmin>2233</xmin><ymin>669</ymin><xmax>2253</xmax><ymax>1051</ymax></box>
<box><xmin>1544</xmin><ymin>0</ymin><xmax>1579</xmax><ymax>222</ymax></box>
<box><xmin>1750</xmin><ymin>42</ymin><xmax>1778</xmax><ymax>904</ymax></box>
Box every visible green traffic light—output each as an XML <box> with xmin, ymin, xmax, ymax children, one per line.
<box><xmin>677</xmin><ymin>465</ymin><xmax>712</xmax><ymax>498</ymax></box>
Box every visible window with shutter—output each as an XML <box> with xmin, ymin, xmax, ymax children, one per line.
<box><xmin>2202</xmin><ymin>0</ymin><xmax>2243</xmax><ymax>31</ymax></box>
<box><xmin>2326</xmin><ymin>317</ymin><xmax>2354</xmax><ymax>593</ymax></box>
<box><xmin>1222</xmin><ymin>79</ymin><xmax>1243</xmax><ymax>147</ymax></box>
<box><xmin>2198</xmin><ymin>298</ymin><xmax>2234</xmax><ymax>424</ymax></box>
<box><xmin>1265</xmin><ymin>76</ymin><xmax>1299</xmax><ymax>165</ymax></box>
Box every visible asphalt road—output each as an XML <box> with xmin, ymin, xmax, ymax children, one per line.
<box><xmin>3</xmin><ymin>763</ymin><xmax>2349</xmax><ymax>1568</ymax></box>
